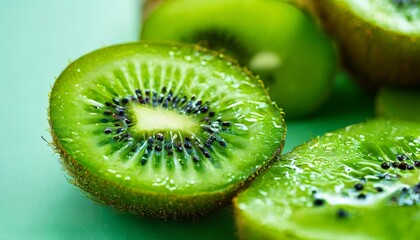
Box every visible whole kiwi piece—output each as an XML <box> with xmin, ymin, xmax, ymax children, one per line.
<box><xmin>312</xmin><ymin>0</ymin><xmax>420</xmax><ymax>88</ymax></box>
<box><xmin>141</xmin><ymin>0</ymin><xmax>337</xmax><ymax>119</ymax></box>
<box><xmin>376</xmin><ymin>86</ymin><xmax>420</xmax><ymax>121</ymax></box>
<box><xmin>49</xmin><ymin>41</ymin><xmax>286</xmax><ymax>219</ymax></box>
<box><xmin>234</xmin><ymin>118</ymin><xmax>420</xmax><ymax>239</ymax></box>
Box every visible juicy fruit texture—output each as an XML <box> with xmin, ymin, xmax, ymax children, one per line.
<box><xmin>376</xmin><ymin>86</ymin><xmax>420</xmax><ymax>121</ymax></box>
<box><xmin>141</xmin><ymin>0</ymin><xmax>337</xmax><ymax>119</ymax></box>
<box><xmin>314</xmin><ymin>0</ymin><xmax>420</xmax><ymax>87</ymax></box>
<box><xmin>49</xmin><ymin>42</ymin><xmax>286</xmax><ymax>218</ymax></box>
<box><xmin>235</xmin><ymin>119</ymin><xmax>420</xmax><ymax>239</ymax></box>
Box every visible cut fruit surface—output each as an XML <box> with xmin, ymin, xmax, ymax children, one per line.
<box><xmin>235</xmin><ymin>119</ymin><xmax>420</xmax><ymax>239</ymax></box>
<box><xmin>141</xmin><ymin>0</ymin><xmax>337</xmax><ymax>119</ymax></box>
<box><xmin>49</xmin><ymin>42</ymin><xmax>286</xmax><ymax>218</ymax></box>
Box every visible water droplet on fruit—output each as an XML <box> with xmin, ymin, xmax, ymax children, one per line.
<box><xmin>233</xmin><ymin>123</ymin><xmax>248</xmax><ymax>131</ymax></box>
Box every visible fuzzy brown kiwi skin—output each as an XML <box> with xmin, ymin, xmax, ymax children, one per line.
<box><xmin>48</xmin><ymin>42</ymin><xmax>286</xmax><ymax>219</ymax></box>
<box><xmin>312</xmin><ymin>0</ymin><xmax>420</xmax><ymax>88</ymax></box>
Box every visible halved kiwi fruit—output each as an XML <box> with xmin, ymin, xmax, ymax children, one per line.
<box><xmin>141</xmin><ymin>0</ymin><xmax>337</xmax><ymax>119</ymax></box>
<box><xmin>234</xmin><ymin>119</ymin><xmax>420</xmax><ymax>239</ymax></box>
<box><xmin>49</xmin><ymin>41</ymin><xmax>286</xmax><ymax>218</ymax></box>
<box><xmin>313</xmin><ymin>0</ymin><xmax>420</xmax><ymax>87</ymax></box>
<box><xmin>376</xmin><ymin>86</ymin><xmax>420</xmax><ymax>121</ymax></box>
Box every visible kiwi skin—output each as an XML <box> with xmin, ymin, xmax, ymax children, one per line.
<box><xmin>48</xmin><ymin>42</ymin><xmax>286</xmax><ymax>219</ymax></box>
<box><xmin>312</xmin><ymin>0</ymin><xmax>420</xmax><ymax>88</ymax></box>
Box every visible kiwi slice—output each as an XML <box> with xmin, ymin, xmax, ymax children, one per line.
<box><xmin>49</xmin><ymin>42</ymin><xmax>286</xmax><ymax>218</ymax></box>
<box><xmin>234</xmin><ymin>119</ymin><xmax>420</xmax><ymax>239</ymax></box>
<box><xmin>376</xmin><ymin>86</ymin><xmax>420</xmax><ymax>121</ymax></box>
<box><xmin>141</xmin><ymin>0</ymin><xmax>337</xmax><ymax>119</ymax></box>
<box><xmin>313</xmin><ymin>0</ymin><xmax>420</xmax><ymax>87</ymax></box>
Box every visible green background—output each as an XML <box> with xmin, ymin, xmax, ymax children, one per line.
<box><xmin>0</xmin><ymin>0</ymin><xmax>373</xmax><ymax>239</ymax></box>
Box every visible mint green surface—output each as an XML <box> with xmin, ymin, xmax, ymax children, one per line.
<box><xmin>0</xmin><ymin>0</ymin><xmax>373</xmax><ymax>239</ymax></box>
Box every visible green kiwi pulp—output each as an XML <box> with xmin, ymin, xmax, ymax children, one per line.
<box><xmin>313</xmin><ymin>0</ymin><xmax>420</xmax><ymax>87</ymax></box>
<box><xmin>376</xmin><ymin>86</ymin><xmax>420</xmax><ymax>121</ymax></box>
<box><xmin>49</xmin><ymin>42</ymin><xmax>286</xmax><ymax>218</ymax></box>
<box><xmin>234</xmin><ymin>119</ymin><xmax>420</xmax><ymax>239</ymax></box>
<box><xmin>141</xmin><ymin>0</ymin><xmax>337</xmax><ymax>119</ymax></box>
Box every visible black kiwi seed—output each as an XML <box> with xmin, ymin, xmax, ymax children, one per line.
<box><xmin>218</xmin><ymin>140</ymin><xmax>227</xmax><ymax>147</ymax></box>
<box><xmin>380</xmin><ymin>162</ymin><xmax>390</xmax><ymax>169</ymax></box>
<box><xmin>407</xmin><ymin>165</ymin><xmax>414</xmax><ymax>170</ymax></box>
<box><xmin>414</xmin><ymin>160</ymin><xmax>420</xmax><ymax>167</ymax></box>
<box><xmin>313</xmin><ymin>198</ymin><xmax>325</xmax><ymax>206</ymax></box>
<box><xmin>104</xmin><ymin>110</ymin><xmax>113</xmax><ymax>116</ymax></box>
<box><xmin>117</xmin><ymin>109</ymin><xmax>125</xmax><ymax>116</ymax></box>
<box><xmin>375</xmin><ymin>187</ymin><xmax>384</xmax><ymax>193</ymax></box>
<box><xmin>398</xmin><ymin>162</ymin><xmax>408</xmax><ymax>170</ymax></box>
<box><xmin>392</xmin><ymin>162</ymin><xmax>400</xmax><ymax>168</ymax></box>
<box><xmin>175</xmin><ymin>143</ymin><xmax>183</xmax><ymax>152</ymax></box>
<box><xmin>222</xmin><ymin>121</ymin><xmax>232</xmax><ymax>127</ymax></box>
<box><xmin>104</xmin><ymin>128</ymin><xmax>113</xmax><ymax>134</ymax></box>
<box><xmin>112</xmin><ymin>97</ymin><xmax>120</xmax><ymax>105</ymax></box>
<box><xmin>396</xmin><ymin>154</ymin><xmax>408</xmax><ymax>161</ymax></box>
<box><xmin>184</xmin><ymin>141</ymin><xmax>192</xmax><ymax>149</ymax></box>
<box><xmin>414</xmin><ymin>183</ymin><xmax>420</xmax><ymax>194</ymax></box>
<box><xmin>354</xmin><ymin>183</ymin><xmax>364</xmax><ymax>191</ymax></box>
<box><xmin>122</xmin><ymin>97</ymin><xmax>130</xmax><ymax>104</ymax></box>
<box><xmin>192</xmin><ymin>155</ymin><xmax>200</xmax><ymax>163</ymax></box>
<box><xmin>156</xmin><ymin>133</ymin><xmax>164</xmax><ymax>141</ymax></box>
<box><xmin>336</xmin><ymin>209</ymin><xmax>349</xmax><ymax>219</ymax></box>
<box><xmin>357</xmin><ymin>193</ymin><xmax>367</xmax><ymax>200</ymax></box>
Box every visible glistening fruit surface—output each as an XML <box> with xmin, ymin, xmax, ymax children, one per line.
<box><xmin>235</xmin><ymin>119</ymin><xmax>419</xmax><ymax>239</ymax></box>
<box><xmin>49</xmin><ymin>42</ymin><xmax>286</xmax><ymax>217</ymax></box>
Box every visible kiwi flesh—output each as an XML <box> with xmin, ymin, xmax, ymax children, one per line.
<box><xmin>234</xmin><ymin>118</ymin><xmax>420</xmax><ymax>239</ymax></box>
<box><xmin>49</xmin><ymin>41</ymin><xmax>286</xmax><ymax>218</ymax></box>
<box><xmin>141</xmin><ymin>0</ymin><xmax>337</xmax><ymax>119</ymax></box>
<box><xmin>376</xmin><ymin>86</ymin><xmax>420</xmax><ymax>121</ymax></box>
<box><xmin>313</xmin><ymin>0</ymin><xmax>420</xmax><ymax>87</ymax></box>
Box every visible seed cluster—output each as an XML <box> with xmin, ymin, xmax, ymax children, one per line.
<box><xmin>379</xmin><ymin>154</ymin><xmax>419</xmax><ymax>171</ymax></box>
<box><xmin>96</xmin><ymin>86</ymin><xmax>232</xmax><ymax>165</ymax></box>
<box><xmin>310</xmin><ymin>153</ymin><xmax>420</xmax><ymax>213</ymax></box>
<box><xmin>390</xmin><ymin>182</ymin><xmax>420</xmax><ymax>206</ymax></box>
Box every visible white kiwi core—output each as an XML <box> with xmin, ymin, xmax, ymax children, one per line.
<box><xmin>132</xmin><ymin>105</ymin><xmax>199</xmax><ymax>133</ymax></box>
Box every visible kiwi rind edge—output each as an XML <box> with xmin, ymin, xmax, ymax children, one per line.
<box><xmin>312</xmin><ymin>0</ymin><xmax>420</xmax><ymax>87</ymax></box>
